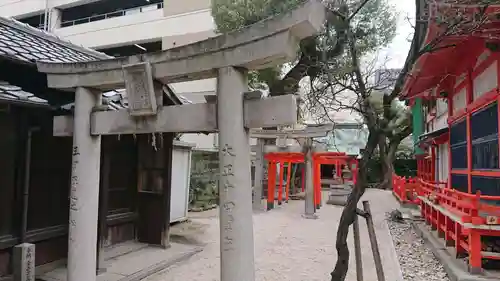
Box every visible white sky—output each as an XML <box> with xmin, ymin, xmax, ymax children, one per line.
<box><xmin>313</xmin><ymin>1</ymin><xmax>416</xmax><ymax>123</ymax></box>
<box><xmin>378</xmin><ymin>0</ymin><xmax>417</xmax><ymax>69</ymax></box>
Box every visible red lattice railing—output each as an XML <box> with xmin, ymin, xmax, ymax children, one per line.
<box><xmin>392</xmin><ymin>175</ymin><xmax>500</xmax><ymax>273</ymax></box>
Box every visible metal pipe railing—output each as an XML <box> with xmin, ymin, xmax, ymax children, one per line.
<box><xmin>60</xmin><ymin>2</ymin><xmax>164</xmax><ymax>28</ymax></box>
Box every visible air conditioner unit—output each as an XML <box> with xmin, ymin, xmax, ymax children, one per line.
<box><xmin>277</xmin><ymin>136</ymin><xmax>287</xmax><ymax>148</ymax></box>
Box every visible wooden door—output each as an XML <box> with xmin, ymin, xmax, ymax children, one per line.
<box><xmin>136</xmin><ymin>134</ymin><xmax>173</xmax><ymax>247</ymax></box>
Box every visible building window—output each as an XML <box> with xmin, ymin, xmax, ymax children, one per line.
<box><xmin>450</xmin><ymin>119</ymin><xmax>467</xmax><ymax>169</ymax></box>
<box><xmin>471</xmin><ymin>102</ymin><xmax>499</xmax><ymax>170</ymax></box>
<box><xmin>451</xmin><ymin>174</ymin><xmax>468</xmax><ymax>193</ymax></box>
<box><xmin>471</xmin><ymin>176</ymin><xmax>500</xmax><ymax>205</ymax></box>
<box><xmin>18</xmin><ymin>13</ymin><xmax>46</xmax><ymax>30</ymax></box>
<box><xmin>97</xmin><ymin>41</ymin><xmax>162</xmax><ymax>57</ymax></box>
<box><xmin>60</xmin><ymin>0</ymin><xmax>164</xmax><ymax>27</ymax></box>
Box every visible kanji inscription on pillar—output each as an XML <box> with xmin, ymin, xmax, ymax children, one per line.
<box><xmin>122</xmin><ymin>62</ymin><xmax>157</xmax><ymax>116</ymax></box>
<box><xmin>13</xmin><ymin>243</ymin><xmax>35</xmax><ymax>281</ymax></box>
<box><xmin>220</xmin><ymin>143</ymin><xmax>237</xmax><ymax>252</ymax></box>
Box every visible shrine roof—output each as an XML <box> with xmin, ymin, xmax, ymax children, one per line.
<box><xmin>0</xmin><ymin>80</ymin><xmax>49</xmax><ymax>106</ymax></box>
<box><xmin>400</xmin><ymin>1</ymin><xmax>500</xmax><ymax>99</ymax></box>
<box><xmin>0</xmin><ymin>17</ymin><xmax>110</xmax><ymax>65</ymax></box>
<box><xmin>60</xmin><ymin>86</ymin><xmax>187</xmax><ymax>112</ymax></box>
<box><xmin>0</xmin><ymin>17</ymin><xmax>188</xmax><ymax>108</ymax></box>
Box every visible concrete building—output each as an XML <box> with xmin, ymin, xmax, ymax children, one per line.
<box><xmin>0</xmin><ymin>0</ymin><xmax>214</xmax><ymax>51</ymax></box>
<box><xmin>0</xmin><ymin>0</ymin><xmax>219</xmax><ymax>151</ymax></box>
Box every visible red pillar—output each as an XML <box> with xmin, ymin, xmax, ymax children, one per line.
<box><xmin>285</xmin><ymin>162</ymin><xmax>292</xmax><ymax>202</ymax></box>
<box><xmin>318</xmin><ymin>162</ymin><xmax>322</xmax><ymax>207</ymax></box>
<box><xmin>431</xmin><ymin>146</ymin><xmax>436</xmax><ymax>182</ymax></box>
<box><xmin>352</xmin><ymin>160</ymin><xmax>358</xmax><ymax>185</ymax></box>
<box><xmin>278</xmin><ymin>161</ymin><xmax>284</xmax><ymax>205</ymax></box>
<box><xmin>267</xmin><ymin>160</ymin><xmax>276</xmax><ymax>210</ymax></box>
<box><xmin>314</xmin><ymin>161</ymin><xmax>322</xmax><ymax>209</ymax></box>
<box><xmin>468</xmin><ymin>230</ymin><xmax>482</xmax><ymax>274</ymax></box>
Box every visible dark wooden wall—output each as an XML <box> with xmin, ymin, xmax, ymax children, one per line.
<box><xmin>100</xmin><ymin>135</ymin><xmax>138</xmax><ymax>247</ymax></box>
<box><xmin>0</xmin><ymin>108</ymin><xmax>144</xmax><ymax>277</ymax></box>
<box><xmin>0</xmin><ymin>106</ymin><xmax>72</xmax><ymax>276</ymax></box>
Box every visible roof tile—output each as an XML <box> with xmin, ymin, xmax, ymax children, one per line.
<box><xmin>0</xmin><ymin>81</ymin><xmax>48</xmax><ymax>106</ymax></box>
<box><xmin>0</xmin><ymin>17</ymin><xmax>111</xmax><ymax>64</ymax></box>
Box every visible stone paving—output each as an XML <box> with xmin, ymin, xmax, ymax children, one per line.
<box><xmin>143</xmin><ymin>189</ymin><xmax>404</xmax><ymax>281</ymax></box>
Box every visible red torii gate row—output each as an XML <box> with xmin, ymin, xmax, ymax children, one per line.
<box><xmin>264</xmin><ymin>151</ymin><xmax>358</xmax><ymax>211</ymax></box>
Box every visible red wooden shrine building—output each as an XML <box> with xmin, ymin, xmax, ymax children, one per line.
<box><xmin>395</xmin><ymin>0</ymin><xmax>500</xmax><ymax>274</ymax></box>
<box><xmin>264</xmin><ymin>151</ymin><xmax>358</xmax><ymax>211</ymax></box>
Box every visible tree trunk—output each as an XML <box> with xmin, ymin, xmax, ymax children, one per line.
<box><xmin>383</xmin><ymin>141</ymin><xmax>398</xmax><ymax>189</ymax></box>
<box><xmin>379</xmin><ymin>138</ymin><xmax>400</xmax><ymax>190</ymax></box>
<box><xmin>378</xmin><ymin>135</ymin><xmax>387</xmax><ymax>184</ymax></box>
<box><xmin>330</xmin><ymin>130</ymin><xmax>379</xmax><ymax>281</ymax></box>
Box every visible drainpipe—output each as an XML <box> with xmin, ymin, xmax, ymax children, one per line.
<box><xmin>44</xmin><ymin>0</ymin><xmax>49</xmax><ymax>31</ymax></box>
<box><xmin>20</xmin><ymin>127</ymin><xmax>40</xmax><ymax>243</ymax></box>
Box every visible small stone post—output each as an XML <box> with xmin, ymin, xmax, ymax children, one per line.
<box><xmin>68</xmin><ymin>87</ymin><xmax>102</xmax><ymax>281</ymax></box>
<box><xmin>13</xmin><ymin>243</ymin><xmax>35</xmax><ymax>281</ymax></box>
<box><xmin>217</xmin><ymin>67</ymin><xmax>255</xmax><ymax>281</ymax></box>
<box><xmin>253</xmin><ymin>139</ymin><xmax>265</xmax><ymax>211</ymax></box>
<box><xmin>303</xmin><ymin>138</ymin><xmax>317</xmax><ymax>219</ymax></box>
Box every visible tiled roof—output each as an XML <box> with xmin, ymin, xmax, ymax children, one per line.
<box><xmin>61</xmin><ymin>89</ymin><xmax>127</xmax><ymax>111</ymax></box>
<box><xmin>0</xmin><ymin>81</ymin><xmax>49</xmax><ymax>106</ymax></box>
<box><xmin>0</xmin><ymin>18</ymin><xmax>188</xmax><ymax>109</ymax></box>
<box><xmin>0</xmin><ymin>17</ymin><xmax>110</xmax><ymax>64</ymax></box>
<box><xmin>0</xmin><ymin>84</ymin><xmax>132</xmax><ymax>110</ymax></box>
<box><xmin>61</xmin><ymin>86</ymin><xmax>189</xmax><ymax>111</ymax></box>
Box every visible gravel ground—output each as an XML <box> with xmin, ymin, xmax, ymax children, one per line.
<box><xmin>387</xmin><ymin>219</ymin><xmax>450</xmax><ymax>281</ymax></box>
<box><xmin>143</xmin><ymin>189</ymin><xmax>404</xmax><ymax>281</ymax></box>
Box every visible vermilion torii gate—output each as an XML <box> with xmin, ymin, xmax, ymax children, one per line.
<box><xmin>35</xmin><ymin>1</ymin><xmax>333</xmax><ymax>281</ymax></box>
<box><xmin>250</xmin><ymin>124</ymin><xmax>333</xmax><ymax>216</ymax></box>
<box><xmin>265</xmin><ymin>151</ymin><xmax>358</xmax><ymax>210</ymax></box>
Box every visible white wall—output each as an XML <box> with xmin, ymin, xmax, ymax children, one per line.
<box><xmin>0</xmin><ymin>0</ymin><xmax>97</xmax><ymax>18</ymax></box>
<box><xmin>430</xmin><ymin>98</ymin><xmax>448</xmax><ymax>131</ymax></box>
<box><xmin>0</xmin><ymin>0</ymin><xmax>215</xmax><ymax>50</ymax></box>
<box><xmin>170</xmin><ymin>145</ymin><xmax>192</xmax><ymax>222</ymax></box>
<box><xmin>171</xmin><ymin>79</ymin><xmax>216</xmax><ymax>96</ymax></box>
<box><xmin>437</xmin><ymin>144</ymin><xmax>448</xmax><ymax>182</ymax></box>
<box><xmin>452</xmin><ymin>87</ymin><xmax>467</xmax><ymax>113</ymax></box>
<box><xmin>473</xmin><ymin>60</ymin><xmax>498</xmax><ymax>100</ymax></box>
<box><xmin>54</xmin><ymin>8</ymin><xmax>214</xmax><ymax>49</ymax></box>
<box><xmin>180</xmin><ymin>133</ymin><xmax>217</xmax><ymax>152</ymax></box>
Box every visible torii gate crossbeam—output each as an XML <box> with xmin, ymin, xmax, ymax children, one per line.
<box><xmin>35</xmin><ymin>1</ymin><xmax>334</xmax><ymax>281</ymax></box>
<box><xmin>249</xmin><ymin>124</ymin><xmax>333</xmax><ymax>216</ymax></box>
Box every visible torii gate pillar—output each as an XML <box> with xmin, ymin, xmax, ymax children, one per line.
<box><xmin>217</xmin><ymin>67</ymin><xmax>255</xmax><ymax>280</ymax></box>
<box><xmin>68</xmin><ymin>87</ymin><xmax>102</xmax><ymax>281</ymax></box>
<box><xmin>303</xmin><ymin>138</ymin><xmax>317</xmax><ymax>219</ymax></box>
<box><xmin>36</xmin><ymin>2</ymin><xmax>335</xmax><ymax>281</ymax></box>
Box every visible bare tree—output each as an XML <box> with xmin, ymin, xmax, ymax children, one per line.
<box><xmin>212</xmin><ymin>0</ymin><xmax>495</xmax><ymax>280</ymax></box>
<box><xmin>297</xmin><ymin>1</ymin><xmax>497</xmax><ymax>279</ymax></box>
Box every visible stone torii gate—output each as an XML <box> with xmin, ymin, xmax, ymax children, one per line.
<box><xmin>36</xmin><ymin>1</ymin><xmax>331</xmax><ymax>281</ymax></box>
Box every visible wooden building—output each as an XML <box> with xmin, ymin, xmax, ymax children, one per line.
<box><xmin>0</xmin><ymin>17</ymin><xmax>183</xmax><ymax>277</ymax></box>
<box><xmin>398</xmin><ymin>0</ymin><xmax>500</xmax><ymax>273</ymax></box>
